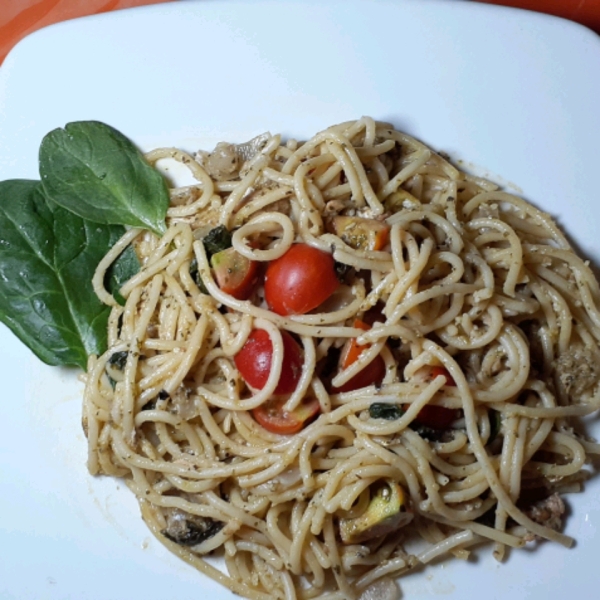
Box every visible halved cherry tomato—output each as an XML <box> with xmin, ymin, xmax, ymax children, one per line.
<box><xmin>264</xmin><ymin>244</ymin><xmax>339</xmax><ymax>315</ymax></box>
<box><xmin>252</xmin><ymin>395</ymin><xmax>320</xmax><ymax>435</ymax></box>
<box><xmin>334</xmin><ymin>357</ymin><xmax>386</xmax><ymax>393</ymax></box>
<box><xmin>414</xmin><ymin>404</ymin><xmax>459</xmax><ymax>430</ymax></box>
<box><xmin>412</xmin><ymin>366</ymin><xmax>458</xmax><ymax>429</ymax></box>
<box><xmin>332</xmin><ymin>319</ymin><xmax>386</xmax><ymax>393</ymax></box>
<box><xmin>430</xmin><ymin>366</ymin><xmax>456</xmax><ymax>387</ymax></box>
<box><xmin>234</xmin><ymin>329</ymin><xmax>303</xmax><ymax>394</ymax></box>
<box><xmin>340</xmin><ymin>320</ymin><xmax>372</xmax><ymax>369</ymax></box>
<box><xmin>211</xmin><ymin>246</ymin><xmax>259</xmax><ymax>300</ymax></box>
<box><xmin>331</xmin><ymin>216</ymin><xmax>390</xmax><ymax>251</ymax></box>
<box><xmin>362</xmin><ymin>301</ymin><xmax>386</xmax><ymax>326</ymax></box>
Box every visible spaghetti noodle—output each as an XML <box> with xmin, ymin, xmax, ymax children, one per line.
<box><xmin>83</xmin><ymin>117</ymin><xmax>600</xmax><ymax>599</ymax></box>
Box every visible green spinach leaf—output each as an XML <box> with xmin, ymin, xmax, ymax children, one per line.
<box><xmin>0</xmin><ymin>179</ymin><xmax>133</xmax><ymax>369</ymax></box>
<box><xmin>202</xmin><ymin>225</ymin><xmax>232</xmax><ymax>258</ymax></box>
<box><xmin>105</xmin><ymin>243</ymin><xmax>140</xmax><ymax>305</ymax></box>
<box><xmin>369</xmin><ymin>403</ymin><xmax>404</xmax><ymax>420</ymax></box>
<box><xmin>39</xmin><ymin>120</ymin><xmax>169</xmax><ymax>236</ymax></box>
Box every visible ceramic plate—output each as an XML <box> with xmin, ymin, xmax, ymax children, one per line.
<box><xmin>1</xmin><ymin>1</ymin><xmax>600</xmax><ymax>598</ymax></box>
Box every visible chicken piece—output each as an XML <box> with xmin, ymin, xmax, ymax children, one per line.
<box><xmin>555</xmin><ymin>346</ymin><xmax>600</xmax><ymax>400</ymax></box>
<box><xmin>195</xmin><ymin>133</ymin><xmax>271</xmax><ymax>181</ymax></box>
<box><xmin>161</xmin><ymin>508</ymin><xmax>224</xmax><ymax>548</ymax></box>
<box><xmin>202</xmin><ymin>142</ymin><xmax>239</xmax><ymax>181</ymax></box>
<box><xmin>523</xmin><ymin>493</ymin><xmax>566</xmax><ymax>541</ymax></box>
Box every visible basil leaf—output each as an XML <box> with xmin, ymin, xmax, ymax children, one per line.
<box><xmin>0</xmin><ymin>180</ymin><xmax>129</xmax><ymax>369</ymax></box>
<box><xmin>202</xmin><ymin>225</ymin><xmax>232</xmax><ymax>258</ymax></box>
<box><xmin>189</xmin><ymin>257</ymin><xmax>209</xmax><ymax>295</ymax></box>
<box><xmin>487</xmin><ymin>409</ymin><xmax>502</xmax><ymax>445</ymax></box>
<box><xmin>105</xmin><ymin>243</ymin><xmax>140</xmax><ymax>306</ymax></box>
<box><xmin>369</xmin><ymin>403</ymin><xmax>404</xmax><ymax>420</ymax></box>
<box><xmin>39</xmin><ymin>121</ymin><xmax>169</xmax><ymax>236</ymax></box>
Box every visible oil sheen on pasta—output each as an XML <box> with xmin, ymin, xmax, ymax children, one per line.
<box><xmin>82</xmin><ymin>118</ymin><xmax>600</xmax><ymax>600</ymax></box>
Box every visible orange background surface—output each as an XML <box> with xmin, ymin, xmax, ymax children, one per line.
<box><xmin>477</xmin><ymin>0</ymin><xmax>600</xmax><ymax>33</ymax></box>
<box><xmin>0</xmin><ymin>0</ymin><xmax>174</xmax><ymax>64</ymax></box>
<box><xmin>0</xmin><ymin>1</ymin><xmax>598</xmax><ymax>66</ymax></box>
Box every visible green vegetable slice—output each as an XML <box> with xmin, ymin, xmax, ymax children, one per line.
<box><xmin>202</xmin><ymin>225</ymin><xmax>232</xmax><ymax>258</ymax></box>
<box><xmin>488</xmin><ymin>408</ymin><xmax>502</xmax><ymax>444</ymax></box>
<box><xmin>369</xmin><ymin>403</ymin><xmax>404</xmax><ymax>420</ymax></box>
<box><xmin>0</xmin><ymin>180</ymin><xmax>136</xmax><ymax>369</ymax></box>
<box><xmin>39</xmin><ymin>120</ymin><xmax>169</xmax><ymax>236</ymax></box>
<box><xmin>105</xmin><ymin>243</ymin><xmax>140</xmax><ymax>306</ymax></box>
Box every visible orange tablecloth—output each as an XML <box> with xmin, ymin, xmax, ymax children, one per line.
<box><xmin>0</xmin><ymin>0</ymin><xmax>174</xmax><ymax>65</ymax></box>
<box><xmin>1</xmin><ymin>1</ymin><xmax>598</xmax><ymax>66</ymax></box>
<box><xmin>477</xmin><ymin>0</ymin><xmax>600</xmax><ymax>33</ymax></box>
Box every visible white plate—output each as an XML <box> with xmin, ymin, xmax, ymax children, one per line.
<box><xmin>1</xmin><ymin>1</ymin><xmax>600</xmax><ymax>599</ymax></box>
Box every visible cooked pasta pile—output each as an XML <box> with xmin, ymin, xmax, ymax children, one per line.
<box><xmin>83</xmin><ymin>117</ymin><xmax>600</xmax><ymax>600</ymax></box>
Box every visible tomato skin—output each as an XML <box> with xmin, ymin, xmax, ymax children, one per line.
<box><xmin>234</xmin><ymin>329</ymin><xmax>303</xmax><ymax>395</ymax></box>
<box><xmin>332</xmin><ymin>319</ymin><xmax>386</xmax><ymax>393</ymax></box>
<box><xmin>252</xmin><ymin>395</ymin><xmax>321</xmax><ymax>435</ymax></box>
<box><xmin>430</xmin><ymin>366</ymin><xmax>456</xmax><ymax>387</ymax></box>
<box><xmin>331</xmin><ymin>216</ymin><xmax>390</xmax><ymax>251</ymax></box>
<box><xmin>340</xmin><ymin>320</ymin><xmax>371</xmax><ymax>369</ymax></box>
<box><xmin>413</xmin><ymin>367</ymin><xmax>458</xmax><ymax>429</ymax></box>
<box><xmin>414</xmin><ymin>405</ymin><xmax>459</xmax><ymax>430</ymax></box>
<box><xmin>211</xmin><ymin>247</ymin><xmax>259</xmax><ymax>300</ymax></box>
<box><xmin>362</xmin><ymin>301</ymin><xmax>386</xmax><ymax>326</ymax></box>
<box><xmin>264</xmin><ymin>244</ymin><xmax>339</xmax><ymax>315</ymax></box>
<box><xmin>334</xmin><ymin>354</ymin><xmax>386</xmax><ymax>393</ymax></box>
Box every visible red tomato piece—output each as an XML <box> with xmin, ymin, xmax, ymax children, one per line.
<box><xmin>430</xmin><ymin>366</ymin><xmax>456</xmax><ymax>386</ymax></box>
<box><xmin>333</xmin><ymin>319</ymin><xmax>386</xmax><ymax>393</ymax></box>
<box><xmin>413</xmin><ymin>366</ymin><xmax>458</xmax><ymax>429</ymax></box>
<box><xmin>340</xmin><ymin>319</ymin><xmax>371</xmax><ymax>369</ymax></box>
<box><xmin>234</xmin><ymin>329</ymin><xmax>303</xmax><ymax>395</ymax></box>
<box><xmin>362</xmin><ymin>301</ymin><xmax>386</xmax><ymax>326</ymax></box>
<box><xmin>252</xmin><ymin>395</ymin><xmax>321</xmax><ymax>435</ymax></box>
<box><xmin>331</xmin><ymin>215</ymin><xmax>390</xmax><ymax>251</ymax></box>
<box><xmin>211</xmin><ymin>246</ymin><xmax>260</xmax><ymax>300</ymax></box>
<box><xmin>414</xmin><ymin>405</ymin><xmax>459</xmax><ymax>430</ymax></box>
<box><xmin>334</xmin><ymin>355</ymin><xmax>386</xmax><ymax>393</ymax></box>
<box><xmin>264</xmin><ymin>244</ymin><xmax>339</xmax><ymax>315</ymax></box>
